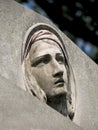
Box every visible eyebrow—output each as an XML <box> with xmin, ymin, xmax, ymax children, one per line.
<box><xmin>56</xmin><ymin>53</ymin><xmax>63</xmax><ymax>55</ymax></box>
<box><xmin>31</xmin><ymin>55</ymin><xmax>44</xmax><ymax>63</ymax></box>
<box><xmin>31</xmin><ymin>53</ymin><xmax>63</xmax><ymax>66</ymax></box>
<box><xmin>31</xmin><ymin>54</ymin><xmax>49</xmax><ymax>66</ymax></box>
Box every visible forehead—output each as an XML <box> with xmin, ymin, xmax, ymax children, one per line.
<box><xmin>30</xmin><ymin>40</ymin><xmax>62</xmax><ymax>58</ymax></box>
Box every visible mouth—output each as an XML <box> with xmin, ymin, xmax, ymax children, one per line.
<box><xmin>54</xmin><ymin>79</ymin><xmax>65</xmax><ymax>87</ymax></box>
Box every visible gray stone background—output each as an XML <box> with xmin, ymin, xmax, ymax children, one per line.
<box><xmin>0</xmin><ymin>0</ymin><xmax>98</xmax><ymax>130</ymax></box>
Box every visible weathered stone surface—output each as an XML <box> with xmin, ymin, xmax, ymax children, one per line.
<box><xmin>0</xmin><ymin>75</ymin><xmax>82</xmax><ymax>130</ymax></box>
<box><xmin>0</xmin><ymin>0</ymin><xmax>98</xmax><ymax>130</ymax></box>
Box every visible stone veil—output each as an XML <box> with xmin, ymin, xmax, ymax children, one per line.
<box><xmin>0</xmin><ymin>0</ymin><xmax>98</xmax><ymax>130</ymax></box>
<box><xmin>21</xmin><ymin>23</ymin><xmax>76</xmax><ymax>120</ymax></box>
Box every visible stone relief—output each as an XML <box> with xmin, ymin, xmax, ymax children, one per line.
<box><xmin>21</xmin><ymin>23</ymin><xmax>76</xmax><ymax>120</ymax></box>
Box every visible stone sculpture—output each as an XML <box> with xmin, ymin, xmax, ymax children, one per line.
<box><xmin>0</xmin><ymin>0</ymin><xmax>98</xmax><ymax>130</ymax></box>
<box><xmin>21</xmin><ymin>23</ymin><xmax>76</xmax><ymax>120</ymax></box>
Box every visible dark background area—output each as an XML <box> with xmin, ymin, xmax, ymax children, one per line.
<box><xmin>16</xmin><ymin>0</ymin><xmax>98</xmax><ymax>64</ymax></box>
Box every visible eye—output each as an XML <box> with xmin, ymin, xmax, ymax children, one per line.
<box><xmin>31</xmin><ymin>58</ymin><xmax>44</xmax><ymax>67</ymax></box>
<box><xmin>56</xmin><ymin>55</ymin><xmax>65</xmax><ymax>64</ymax></box>
<box><xmin>31</xmin><ymin>55</ymin><xmax>51</xmax><ymax>67</ymax></box>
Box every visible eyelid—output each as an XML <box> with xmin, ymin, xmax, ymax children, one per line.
<box><xmin>56</xmin><ymin>54</ymin><xmax>65</xmax><ymax>63</ymax></box>
<box><xmin>56</xmin><ymin>54</ymin><xmax>64</xmax><ymax>59</ymax></box>
<box><xmin>31</xmin><ymin>54</ymin><xmax>51</xmax><ymax>67</ymax></box>
<box><xmin>31</xmin><ymin>57</ymin><xmax>42</xmax><ymax>67</ymax></box>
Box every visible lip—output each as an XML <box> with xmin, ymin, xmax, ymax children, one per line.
<box><xmin>54</xmin><ymin>78</ymin><xmax>65</xmax><ymax>86</ymax></box>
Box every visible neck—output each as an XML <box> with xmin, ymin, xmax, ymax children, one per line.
<box><xmin>47</xmin><ymin>94</ymin><xmax>68</xmax><ymax>117</ymax></box>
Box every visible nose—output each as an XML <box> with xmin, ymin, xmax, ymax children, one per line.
<box><xmin>52</xmin><ymin>60</ymin><xmax>64</xmax><ymax>77</ymax></box>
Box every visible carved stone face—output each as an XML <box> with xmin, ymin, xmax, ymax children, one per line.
<box><xmin>29</xmin><ymin>40</ymin><xmax>68</xmax><ymax>98</ymax></box>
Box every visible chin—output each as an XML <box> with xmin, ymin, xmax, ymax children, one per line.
<box><xmin>53</xmin><ymin>87</ymin><xmax>67</xmax><ymax>96</ymax></box>
<box><xmin>47</xmin><ymin>89</ymin><xmax>68</xmax><ymax>117</ymax></box>
<box><xmin>47</xmin><ymin>87</ymin><xmax>67</xmax><ymax>99</ymax></box>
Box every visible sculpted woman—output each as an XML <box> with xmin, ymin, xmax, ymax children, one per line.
<box><xmin>21</xmin><ymin>23</ymin><xmax>76</xmax><ymax>120</ymax></box>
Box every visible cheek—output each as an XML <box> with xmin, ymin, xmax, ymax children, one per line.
<box><xmin>31</xmin><ymin>67</ymin><xmax>52</xmax><ymax>88</ymax></box>
<box><xmin>31</xmin><ymin>68</ymin><xmax>45</xmax><ymax>81</ymax></box>
<box><xmin>32</xmin><ymin>66</ymin><xmax>49</xmax><ymax>78</ymax></box>
<box><xmin>33</xmin><ymin>64</ymin><xmax>53</xmax><ymax>78</ymax></box>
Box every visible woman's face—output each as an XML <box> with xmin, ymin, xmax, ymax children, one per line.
<box><xmin>29</xmin><ymin>40</ymin><xmax>68</xmax><ymax>98</ymax></box>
